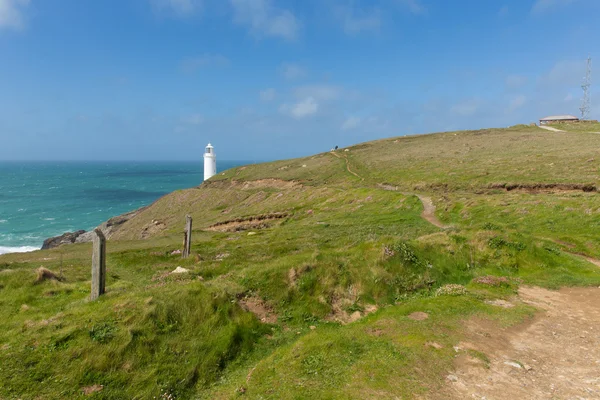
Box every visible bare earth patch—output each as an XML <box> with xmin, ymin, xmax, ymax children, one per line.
<box><xmin>81</xmin><ymin>384</ymin><xmax>103</xmax><ymax>395</ymax></box>
<box><xmin>408</xmin><ymin>311</ymin><xmax>429</xmax><ymax>321</ymax></box>
<box><xmin>326</xmin><ymin>296</ymin><xmax>378</xmax><ymax>324</ymax></box>
<box><xmin>485</xmin><ymin>299</ymin><xmax>515</xmax><ymax>308</ymax></box>
<box><xmin>436</xmin><ymin>286</ymin><xmax>600</xmax><ymax>400</ymax></box>
<box><xmin>206</xmin><ymin>213</ymin><xmax>289</xmax><ymax>232</ymax></box>
<box><xmin>488</xmin><ymin>182</ymin><xmax>596</xmax><ymax>194</ymax></box>
<box><xmin>203</xmin><ymin>179</ymin><xmax>301</xmax><ymax>190</ymax></box>
<box><xmin>239</xmin><ymin>296</ymin><xmax>278</xmax><ymax>324</ymax></box>
<box><xmin>140</xmin><ymin>219</ymin><xmax>167</xmax><ymax>239</ymax></box>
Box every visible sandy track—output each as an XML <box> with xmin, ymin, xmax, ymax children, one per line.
<box><xmin>413</xmin><ymin>194</ymin><xmax>450</xmax><ymax>229</ymax></box>
<box><xmin>437</xmin><ymin>286</ymin><xmax>600</xmax><ymax>400</ymax></box>
<box><xmin>330</xmin><ymin>151</ymin><xmax>363</xmax><ymax>180</ymax></box>
<box><xmin>538</xmin><ymin>125</ymin><xmax>565</xmax><ymax>132</ymax></box>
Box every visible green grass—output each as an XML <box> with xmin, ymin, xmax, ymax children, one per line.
<box><xmin>550</xmin><ymin>121</ymin><xmax>600</xmax><ymax>133</ymax></box>
<box><xmin>2</xmin><ymin>125</ymin><xmax>600</xmax><ymax>398</ymax></box>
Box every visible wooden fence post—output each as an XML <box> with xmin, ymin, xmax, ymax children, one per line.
<box><xmin>91</xmin><ymin>229</ymin><xmax>106</xmax><ymax>300</ymax></box>
<box><xmin>183</xmin><ymin>215</ymin><xmax>193</xmax><ymax>258</ymax></box>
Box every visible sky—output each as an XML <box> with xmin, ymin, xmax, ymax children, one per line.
<box><xmin>0</xmin><ymin>0</ymin><xmax>599</xmax><ymax>161</ymax></box>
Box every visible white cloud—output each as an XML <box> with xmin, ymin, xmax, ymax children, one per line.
<box><xmin>181</xmin><ymin>113</ymin><xmax>204</xmax><ymax>125</ymax></box>
<box><xmin>279</xmin><ymin>97</ymin><xmax>318</xmax><ymax>119</ymax></box>
<box><xmin>508</xmin><ymin>95</ymin><xmax>526</xmax><ymax>112</ymax></box>
<box><xmin>539</xmin><ymin>60</ymin><xmax>584</xmax><ymax>87</ymax></box>
<box><xmin>260</xmin><ymin>88</ymin><xmax>276</xmax><ymax>101</ymax></box>
<box><xmin>0</xmin><ymin>0</ymin><xmax>30</xmax><ymax>30</ymax></box>
<box><xmin>280</xmin><ymin>63</ymin><xmax>306</xmax><ymax>80</ymax></box>
<box><xmin>151</xmin><ymin>0</ymin><xmax>202</xmax><ymax>17</ymax></box>
<box><xmin>451</xmin><ymin>99</ymin><xmax>482</xmax><ymax>117</ymax></box>
<box><xmin>394</xmin><ymin>0</ymin><xmax>426</xmax><ymax>15</ymax></box>
<box><xmin>230</xmin><ymin>0</ymin><xmax>299</xmax><ymax>41</ymax></box>
<box><xmin>341</xmin><ymin>116</ymin><xmax>361</xmax><ymax>130</ymax></box>
<box><xmin>294</xmin><ymin>85</ymin><xmax>341</xmax><ymax>101</ymax></box>
<box><xmin>532</xmin><ymin>0</ymin><xmax>577</xmax><ymax>14</ymax></box>
<box><xmin>180</xmin><ymin>54</ymin><xmax>230</xmax><ymax>73</ymax></box>
<box><xmin>505</xmin><ymin>74</ymin><xmax>528</xmax><ymax>89</ymax></box>
<box><xmin>335</xmin><ymin>4</ymin><xmax>381</xmax><ymax>35</ymax></box>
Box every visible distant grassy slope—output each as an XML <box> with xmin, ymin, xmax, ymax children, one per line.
<box><xmin>2</xmin><ymin>125</ymin><xmax>600</xmax><ymax>399</ymax></box>
<box><xmin>551</xmin><ymin>121</ymin><xmax>600</xmax><ymax>133</ymax></box>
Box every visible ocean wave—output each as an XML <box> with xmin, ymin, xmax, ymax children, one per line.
<box><xmin>43</xmin><ymin>218</ymin><xmax>56</xmax><ymax>221</ymax></box>
<box><xmin>0</xmin><ymin>246</ymin><xmax>39</xmax><ymax>255</ymax></box>
<box><xmin>0</xmin><ymin>220</ymin><xmax>7</xmax><ymax>223</ymax></box>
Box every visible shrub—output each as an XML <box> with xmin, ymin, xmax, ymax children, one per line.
<box><xmin>482</xmin><ymin>222</ymin><xmax>501</xmax><ymax>231</ymax></box>
<box><xmin>88</xmin><ymin>322</ymin><xmax>116</xmax><ymax>344</ymax></box>
<box><xmin>471</xmin><ymin>275</ymin><xmax>511</xmax><ymax>287</ymax></box>
<box><xmin>488</xmin><ymin>236</ymin><xmax>525</xmax><ymax>251</ymax></box>
<box><xmin>435</xmin><ymin>284</ymin><xmax>467</xmax><ymax>296</ymax></box>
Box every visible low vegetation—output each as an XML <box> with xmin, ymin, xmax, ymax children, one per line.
<box><xmin>2</xmin><ymin>125</ymin><xmax>600</xmax><ymax>398</ymax></box>
<box><xmin>550</xmin><ymin>120</ymin><xmax>600</xmax><ymax>133</ymax></box>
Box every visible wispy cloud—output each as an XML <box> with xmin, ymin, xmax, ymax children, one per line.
<box><xmin>341</xmin><ymin>116</ymin><xmax>361</xmax><ymax>130</ymax></box>
<box><xmin>508</xmin><ymin>94</ymin><xmax>526</xmax><ymax>112</ymax></box>
<box><xmin>334</xmin><ymin>4</ymin><xmax>381</xmax><ymax>35</ymax></box>
<box><xmin>531</xmin><ymin>0</ymin><xmax>577</xmax><ymax>14</ymax></box>
<box><xmin>505</xmin><ymin>74</ymin><xmax>528</xmax><ymax>89</ymax></box>
<box><xmin>151</xmin><ymin>0</ymin><xmax>202</xmax><ymax>17</ymax></box>
<box><xmin>279</xmin><ymin>97</ymin><xmax>318</xmax><ymax>119</ymax></box>
<box><xmin>181</xmin><ymin>113</ymin><xmax>204</xmax><ymax>125</ymax></box>
<box><xmin>280</xmin><ymin>63</ymin><xmax>307</xmax><ymax>80</ymax></box>
<box><xmin>394</xmin><ymin>0</ymin><xmax>427</xmax><ymax>15</ymax></box>
<box><xmin>498</xmin><ymin>5</ymin><xmax>509</xmax><ymax>17</ymax></box>
<box><xmin>294</xmin><ymin>85</ymin><xmax>341</xmax><ymax>101</ymax></box>
<box><xmin>0</xmin><ymin>0</ymin><xmax>30</xmax><ymax>30</ymax></box>
<box><xmin>180</xmin><ymin>54</ymin><xmax>230</xmax><ymax>73</ymax></box>
<box><xmin>538</xmin><ymin>60</ymin><xmax>584</xmax><ymax>87</ymax></box>
<box><xmin>260</xmin><ymin>88</ymin><xmax>276</xmax><ymax>101</ymax></box>
<box><xmin>451</xmin><ymin>98</ymin><xmax>483</xmax><ymax>117</ymax></box>
<box><xmin>230</xmin><ymin>0</ymin><xmax>300</xmax><ymax>41</ymax></box>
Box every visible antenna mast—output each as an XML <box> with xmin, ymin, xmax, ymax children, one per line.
<box><xmin>580</xmin><ymin>57</ymin><xmax>592</xmax><ymax>120</ymax></box>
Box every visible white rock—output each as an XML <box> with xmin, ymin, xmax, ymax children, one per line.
<box><xmin>504</xmin><ymin>361</ymin><xmax>522</xmax><ymax>369</ymax></box>
<box><xmin>171</xmin><ymin>267</ymin><xmax>189</xmax><ymax>274</ymax></box>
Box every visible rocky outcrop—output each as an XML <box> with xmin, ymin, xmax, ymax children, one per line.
<box><xmin>41</xmin><ymin>230</ymin><xmax>86</xmax><ymax>250</ymax></box>
<box><xmin>41</xmin><ymin>206</ymin><xmax>149</xmax><ymax>250</ymax></box>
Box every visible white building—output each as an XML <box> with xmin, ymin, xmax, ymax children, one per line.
<box><xmin>539</xmin><ymin>115</ymin><xmax>579</xmax><ymax>125</ymax></box>
<box><xmin>203</xmin><ymin>143</ymin><xmax>216</xmax><ymax>181</ymax></box>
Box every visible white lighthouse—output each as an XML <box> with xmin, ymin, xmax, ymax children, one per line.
<box><xmin>203</xmin><ymin>143</ymin><xmax>216</xmax><ymax>181</ymax></box>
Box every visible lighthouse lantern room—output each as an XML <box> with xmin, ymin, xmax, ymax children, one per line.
<box><xmin>204</xmin><ymin>143</ymin><xmax>216</xmax><ymax>181</ymax></box>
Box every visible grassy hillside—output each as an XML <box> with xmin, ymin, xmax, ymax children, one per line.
<box><xmin>2</xmin><ymin>125</ymin><xmax>600</xmax><ymax>399</ymax></box>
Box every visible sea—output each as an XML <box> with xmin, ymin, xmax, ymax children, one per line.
<box><xmin>0</xmin><ymin>161</ymin><xmax>247</xmax><ymax>255</ymax></box>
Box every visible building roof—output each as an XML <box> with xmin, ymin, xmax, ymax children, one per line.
<box><xmin>540</xmin><ymin>115</ymin><xmax>579</xmax><ymax>121</ymax></box>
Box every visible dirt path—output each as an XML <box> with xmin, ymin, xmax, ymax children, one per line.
<box><xmin>438</xmin><ymin>286</ymin><xmax>600</xmax><ymax>400</ymax></box>
<box><xmin>330</xmin><ymin>151</ymin><xmax>363</xmax><ymax>180</ymax></box>
<box><xmin>542</xmin><ymin>237</ymin><xmax>600</xmax><ymax>268</ymax></box>
<box><xmin>377</xmin><ymin>184</ymin><xmax>450</xmax><ymax>229</ymax></box>
<box><xmin>414</xmin><ymin>194</ymin><xmax>451</xmax><ymax>229</ymax></box>
<box><xmin>538</xmin><ymin>125</ymin><xmax>565</xmax><ymax>133</ymax></box>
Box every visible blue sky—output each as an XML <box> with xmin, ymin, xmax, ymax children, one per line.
<box><xmin>0</xmin><ymin>0</ymin><xmax>598</xmax><ymax>161</ymax></box>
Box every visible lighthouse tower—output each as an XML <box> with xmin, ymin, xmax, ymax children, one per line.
<box><xmin>203</xmin><ymin>143</ymin><xmax>216</xmax><ymax>181</ymax></box>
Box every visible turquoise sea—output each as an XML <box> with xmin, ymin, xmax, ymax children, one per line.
<box><xmin>0</xmin><ymin>161</ymin><xmax>246</xmax><ymax>255</ymax></box>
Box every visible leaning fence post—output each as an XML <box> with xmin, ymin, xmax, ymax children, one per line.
<box><xmin>91</xmin><ymin>229</ymin><xmax>106</xmax><ymax>300</ymax></box>
<box><xmin>183</xmin><ymin>215</ymin><xmax>193</xmax><ymax>258</ymax></box>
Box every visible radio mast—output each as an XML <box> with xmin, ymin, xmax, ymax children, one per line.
<box><xmin>580</xmin><ymin>57</ymin><xmax>592</xmax><ymax>120</ymax></box>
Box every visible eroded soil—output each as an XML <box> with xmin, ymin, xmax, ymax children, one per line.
<box><xmin>438</xmin><ymin>286</ymin><xmax>600</xmax><ymax>400</ymax></box>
